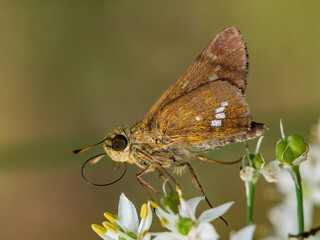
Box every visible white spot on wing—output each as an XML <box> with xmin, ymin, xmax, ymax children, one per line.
<box><xmin>221</xmin><ymin>102</ymin><xmax>229</xmax><ymax>107</ymax></box>
<box><xmin>215</xmin><ymin>113</ymin><xmax>226</xmax><ymax>119</ymax></box>
<box><xmin>195</xmin><ymin>116</ymin><xmax>201</xmax><ymax>121</ymax></box>
<box><xmin>215</xmin><ymin>107</ymin><xmax>225</xmax><ymax>113</ymax></box>
<box><xmin>181</xmin><ymin>80</ymin><xmax>189</xmax><ymax>89</ymax></box>
<box><xmin>211</xmin><ymin>120</ymin><xmax>222</xmax><ymax>127</ymax></box>
<box><xmin>215</xmin><ymin>65</ymin><xmax>221</xmax><ymax>71</ymax></box>
<box><xmin>208</xmin><ymin>53</ymin><xmax>217</xmax><ymax>61</ymax></box>
<box><xmin>208</xmin><ymin>73</ymin><xmax>218</xmax><ymax>81</ymax></box>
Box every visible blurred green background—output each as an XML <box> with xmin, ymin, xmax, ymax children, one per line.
<box><xmin>1</xmin><ymin>0</ymin><xmax>320</xmax><ymax>239</ymax></box>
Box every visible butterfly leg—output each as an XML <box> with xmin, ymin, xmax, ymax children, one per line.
<box><xmin>135</xmin><ymin>148</ymin><xmax>178</xmax><ymax>186</ymax></box>
<box><xmin>155</xmin><ymin>167</ymin><xmax>174</xmax><ymax>192</ymax></box>
<box><xmin>195</xmin><ymin>154</ymin><xmax>242</xmax><ymax>165</ymax></box>
<box><xmin>136</xmin><ymin>167</ymin><xmax>161</xmax><ymax>202</ymax></box>
<box><xmin>177</xmin><ymin>161</ymin><xmax>228</xmax><ymax>226</ymax></box>
<box><xmin>177</xmin><ymin>162</ymin><xmax>212</xmax><ymax>207</ymax></box>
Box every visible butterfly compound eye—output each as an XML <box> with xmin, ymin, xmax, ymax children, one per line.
<box><xmin>112</xmin><ymin>135</ymin><xmax>128</xmax><ymax>151</ymax></box>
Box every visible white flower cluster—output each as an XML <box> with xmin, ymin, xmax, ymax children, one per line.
<box><xmin>92</xmin><ymin>189</ymin><xmax>255</xmax><ymax>240</ymax></box>
<box><xmin>240</xmin><ymin>137</ymin><xmax>281</xmax><ymax>186</ymax></box>
<box><xmin>92</xmin><ymin>193</ymin><xmax>153</xmax><ymax>240</ymax></box>
<box><xmin>265</xmin><ymin>119</ymin><xmax>320</xmax><ymax>239</ymax></box>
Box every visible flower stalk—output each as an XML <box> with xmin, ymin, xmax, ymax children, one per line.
<box><xmin>293</xmin><ymin>165</ymin><xmax>304</xmax><ymax>234</ymax></box>
<box><xmin>276</xmin><ymin>119</ymin><xmax>309</xmax><ymax>236</ymax></box>
<box><xmin>246</xmin><ymin>180</ymin><xmax>256</xmax><ymax>226</ymax></box>
<box><xmin>240</xmin><ymin>136</ymin><xmax>279</xmax><ymax>231</ymax></box>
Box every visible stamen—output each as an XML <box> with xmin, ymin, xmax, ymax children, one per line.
<box><xmin>102</xmin><ymin>221</ymin><xmax>118</xmax><ymax>233</ymax></box>
<box><xmin>91</xmin><ymin>224</ymin><xmax>106</xmax><ymax>235</ymax></box>
<box><xmin>104</xmin><ymin>212</ymin><xmax>117</xmax><ymax>223</ymax></box>
<box><xmin>142</xmin><ymin>230</ymin><xmax>149</xmax><ymax>238</ymax></box>
<box><xmin>177</xmin><ymin>188</ymin><xmax>185</xmax><ymax>200</ymax></box>
<box><xmin>160</xmin><ymin>217</ymin><xmax>168</xmax><ymax>227</ymax></box>
<box><xmin>149</xmin><ymin>201</ymin><xmax>159</xmax><ymax>209</ymax></box>
<box><xmin>140</xmin><ymin>203</ymin><xmax>148</xmax><ymax>220</ymax></box>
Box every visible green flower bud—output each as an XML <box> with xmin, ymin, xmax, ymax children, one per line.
<box><xmin>160</xmin><ymin>191</ymin><xmax>180</xmax><ymax>214</ymax></box>
<box><xmin>276</xmin><ymin>134</ymin><xmax>307</xmax><ymax>165</ymax></box>
<box><xmin>243</xmin><ymin>153</ymin><xmax>265</xmax><ymax>170</ymax></box>
<box><xmin>175</xmin><ymin>218</ymin><xmax>193</xmax><ymax>236</ymax></box>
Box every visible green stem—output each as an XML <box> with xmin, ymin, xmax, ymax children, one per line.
<box><xmin>246</xmin><ymin>180</ymin><xmax>256</xmax><ymax>226</ymax></box>
<box><xmin>293</xmin><ymin>166</ymin><xmax>304</xmax><ymax>234</ymax></box>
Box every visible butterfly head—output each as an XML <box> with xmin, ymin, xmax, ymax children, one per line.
<box><xmin>103</xmin><ymin>127</ymin><xmax>132</xmax><ymax>163</ymax></box>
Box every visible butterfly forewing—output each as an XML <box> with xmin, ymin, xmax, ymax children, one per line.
<box><xmin>141</xmin><ymin>26</ymin><xmax>248</xmax><ymax>130</ymax></box>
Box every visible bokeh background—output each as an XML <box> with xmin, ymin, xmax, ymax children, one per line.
<box><xmin>1</xmin><ymin>1</ymin><xmax>320</xmax><ymax>239</ymax></box>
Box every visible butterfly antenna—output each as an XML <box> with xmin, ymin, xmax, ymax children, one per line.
<box><xmin>72</xmin><ymin>138</ymin><xmax>107</xmax><ymax>154</ymax></box>
<box><xmin>81</xmin><ymin>153</ymin><xmax>127</xmax><ymax>186</ymax></box>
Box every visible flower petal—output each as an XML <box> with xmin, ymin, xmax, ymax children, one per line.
<box><xmin>268</xmin><ymin>199</ymin><xmax>297</xmax><ymax>237</ymax></box>
<box><xmin>142</xmin><ymin>232</ymin><xmax>152</xmax><ymax>240</ymax></box>
<box><xmin>155</xmin><ymin>206</ymin><xmax>178</xmax><ymax>232</ymax></box>
<box><xmin>99</xmin><ymin>234</ymin><xmax>118</xmax><ymax>240</ymax></box>
<box><xmin>177</xmin><ymin>188</ymin><xmax>196</xmax><ymax>221</ymax></box>
<box><xmin>292</xmin><ymin>145</ymin><xmax>309</xmax><ymax>166</ymax></box>
<box><xmin>118</xmin><ymin>193</ymin><xmax>139</xmax><ymax>232</ymax></box>
<box><xmin>259</xmin><ymin>237</ymin><xmax>282</xmax><ymax>240</ymax></box>
<box><xmin>230</xmin><ymin>225</ymin><xmax>256</xmax><ymax>240</ymax></box>
<box><xmin>191</xmin><ymin>222</ymin><xmax>219</xmax><ymax>240</ymax></box>
<box><xmin>312</xmin><ymin>186</ymin><xmax>320</xmax><ymax>205</ymax></box>
<box><xmin>104</xmin><ymin>230</ymin><xmax>119</xmax><ymax>240</ymax></box>
<box><xmin>152</xmin><ymin>232</ymin><xmax>176</xmax><ymax>240</ymax></box>
<box><xmin>240</xmin><ymin>166</ymin><xmax>256</xmax><ymax>183</ymax></box>
<box><xmin>179</xmin><ymin>196</ymin><xmax>204</xmax><ymax>218</ymax></box>
<box><xmin>260</xmin><ymin>160</ymin><xmax>281</xmax><ymax>183</ymax></box>
<box><xmin>198</xmin><ymin>202</ymin><xmax>234</xmax><ymax>223</ymax></box>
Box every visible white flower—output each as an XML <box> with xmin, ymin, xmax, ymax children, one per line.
<box><xmin>240</xmin><ymin>160</ymin><xmax>281</xmax><ymax>184</ymax></box>
<box><xmin>266</xmin><ymin>120</ymin><xmax>320</xmax><ymax>238</ymax></box>
<box><xmin>268</xmin><ymin>195</ymin><xmax>299</xmax><ymax>238</ymax></box>
<box><xmin>240</xmin><ymin>166</ymin><xmax>257</xmax><ymax>183</ymax></box>
<box><xmin>230</xmin><ymin>225</ymin><xmax>256</xmax><ymax>240</ymax></box>
<box><xmin>152</xmin><ymin>186</ymin><xmax>233</xmax><ymax>240</ymax></box>
<box><xmin>240</xmin><ymin>137</ymin><xmax>280</xmax><ymax>185</ymax></box>
<box><xmin>259</xmin><ymin>160</ymin><xmax>281</xmax><ymax>183</ymax></box>
<box><xmin>92</xmin><ymin>193</ymin><xmax>152</xmax><ymax>240</ymax></box>
<box><xmin>267</xmin><ymin>160</ymin><xmax>320</xmax><ymax>238</ymax></box>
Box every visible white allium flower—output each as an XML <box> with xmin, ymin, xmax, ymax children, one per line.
<box><xmin>259</xmin><ymin>161</ymin><xmax>281</xmax><ymax>183</ymax></box>
<box><xmin>230</xmin><ymin>225</ymin><xmax>256</xmax><ymax>240</ymax></box>
<box><xmin>240</xmin><ymin>160</ymin><xmax>280</xmax><ymax>184</ymax></box>
<box><xmin>266</xmin><ymin>119</ymin><xmax>320</xmax><ymax>238</ymax></box>
<box><xmin>92</xmin><ymin>193</ymin><xmax>152</xmax><ymax>240</ymax></box>
<box><xmin>268</xmin><ymin>160</ymin><xmax>320</xmax><ymax>238</ymax></box>
<box><xmin>240</xmin><ymin>166</ymin><xmax>257</xmax><ymax>183</ymax></box>
<box><xmin>240</xmin><ymin>137</ymin><xmax>280</xmax><ymax>185</ymax></box>
<box><xmin>152</xmin><ymin>186</ymin><xmax>234</xmax><ymax>240</ymax></box>
<box><xmin>268</xmin><ymin>195</ymin><xmax>299</xmax><ymax>238</ymax></box>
